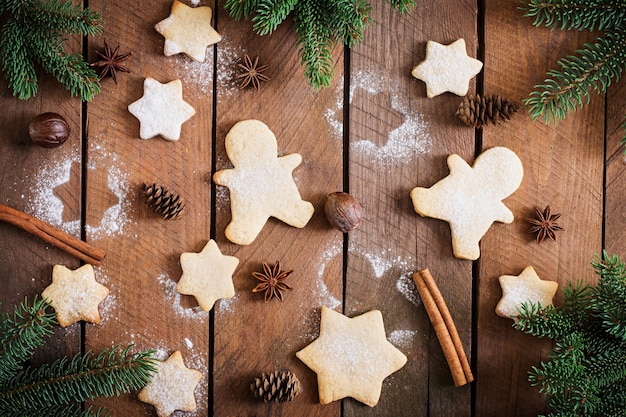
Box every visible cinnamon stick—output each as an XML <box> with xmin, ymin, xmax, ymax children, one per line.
<box><xmin>0</xmin><ymin>203</ymin><xmax>105</xmax><ymax>266</ymax></box>
<box><xmin>412</xmin><ymin>268</ymin><xmax>473</xmax><ymax>386</ymax></box>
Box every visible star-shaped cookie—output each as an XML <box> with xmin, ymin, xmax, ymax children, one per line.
<box><xmin>213</xmin><ymin>120</ymin><xmax>315</xmax><ymax>245</ymax></box>
<box><xmin>155</xmin><ymin>0</ymin><xmax>221</xmax><ymax>62</ymax></box>
<box><xmin>296</xmin><ymin>307</ymin><xmax>407</xmax><ymax>407</ymax></box>
<box><xmin>411</xmin><ymin>38</ymin><xmax>483</xmax><ymax>98</ymax></box>
<box><xmin>128</xmin><ymin>77</ymin><xmax>196</xmax><ymax>141</ymax></box>
<box><xmin>41</xmin><ymin>264</ymin><xmax>109</xmax><ymax>327</ymax></box>
<box><xmin>138</xmin><ymin>350</ymin><xmax>202</xmax><ymax>417</ymax></box>
<box><xmin>177</xmin><ymin>239</ymin><xmax>239</xmax><ymax>311</ymax></box>
<box><xmin>496</xmin><ymin>266</ymin><xmax>559</xmax><ymax>319</ymax></box>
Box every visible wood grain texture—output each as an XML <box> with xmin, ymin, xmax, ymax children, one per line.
<box><xmin>477</xmin><ymin>1</ymin><xmax>605</xmax><ymax>415</ymax></box>
<box><xmin>347</xmin><ymin>1</ymin><xmax>476</xmax><ymax>416</ymax></box>
<box><xmin>211</xmin><ymin>2</ymin><xmax>344</xmax><ymax>416</ymax></box>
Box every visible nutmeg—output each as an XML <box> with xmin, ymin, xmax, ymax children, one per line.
<box><xmin>324</xmin><ymin>192</ymin><xmax>364</xmax><ymax>233</ymax></box>
<box><xmin>29</xmin><ymin>112</ymin><xmax>71</xmax><ymax>148</ymax></box>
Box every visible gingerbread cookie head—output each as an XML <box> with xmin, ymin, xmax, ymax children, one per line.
<box><xmin>410</xmin><ymin>147</ymin><xmax>523</xmax><ymax>260</ymax></box>
<box><xmin>213</xmin><ymin>120</ymin><xmax>314</xmax><ymax>245</ymax></box>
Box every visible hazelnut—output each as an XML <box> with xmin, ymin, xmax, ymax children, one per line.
<box><xmin>29</xmin><ymin>112</ymin><xmax>71</xmax><ymax>148</ymax></box>
<box><xmin>324</xmin><ymin>192</ymin><xmax>364</xmax><ymax>233</ymax></box>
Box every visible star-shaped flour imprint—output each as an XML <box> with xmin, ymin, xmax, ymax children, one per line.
<box><xmin>496</xmin><ymin>266</ymin><xmax>558</xmax><ymax>319</ymax></box>
<box><xmin>128</xmin><ymin>77</ymin><xmax>195</xmax><ymax>141</ymax></box>
<box><xmin>155</xmin><ymin>0</ymin><xmax>221</xmax><ymax>62</ymax></box>
<box><xmin>296</xmin><ymin>307</ymin><xmax>407</xmax><ymax>407</ymax></box>
<box><xmin>411</xmin><ymin>38</ymin><xmax>483</xmax><ymax>98</ymax></box>
<box><xmin>213</xmin><ymin>119</ymin><xmax>315</xmax><ymax>245</ymax></box>
<box><xmin>41</xmin><ymin>264</ymin><xmax>109</xmax><ymax>327</ymax></box>
<box><xmin>138</xmin><ymin>350</ymin><xmax>202</xmax><ymax>417</ymax></box>
<box><xmin>177</xmin><ymin>239</ymin><xmax>239</xmax><ymax>311</ymax></box>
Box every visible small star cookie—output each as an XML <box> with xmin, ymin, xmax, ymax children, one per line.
<box><xmin>41</xmin><ymin>264</ymin><xmax>109</xmax><ymax>327</ymax></box>
<box><xmin>177</xmin><ymin>239</ymin><xmax>239</xmax><ymax>311</ymax></box>
<box><xmin>128</xmin><ymin>77</ymin><xmax>195</xmax><ymax>141</ymax></box>
<box><xmin>411</xmin><ymin>38</ymin><xmax>483</xmax><ymax>98</ymax></box>
<box><xmin>410</xmin><ymin>147</ymin><xmax>523</xmax><ymax>260</ymax></box>
<box><xmin>496</xmin><ymin>266</ymin><xmax>559</xmax><ymax>319</ymax></box>
<box><xmin>155</xmin><ymin>0</ymin><xmax>221</xmax><ymax>62</ymax></box>
<box><xmin>213</xmin><ymin>120</ymin><xmax>315</xmax><ymax>245</ymax></box>
<box><xmin>296</xmin><ymin>307</ymin><xmax>407</xmax><ymax>407</ymax></box>
<box><xmin>138</xmin><ymin>350</ymin><xmax>202</xmax><ymax>417</ymax></box>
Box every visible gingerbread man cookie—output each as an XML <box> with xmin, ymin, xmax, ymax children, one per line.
<box><xmin>410</xmin><ymin>147</ymin><xmax>523</xmax><ymax>260</ymax></box>
<box><xmin>213</xmin><ymin>120</ymin><xmax>314</xmax><ymax>245</ymax></box>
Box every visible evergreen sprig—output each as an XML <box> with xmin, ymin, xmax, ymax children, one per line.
<box><xmin>513</xmin><ymin>251</ymin><xmax>626</xmax><ymax>417</ymax></box>
<box><xmin>226</xmin><ymin>0</ymin><xmax>414</xmax><ymax>89</ymax></box>
<box><xmin>521</xmin><ymin>0</ymin><xmax>626</xmax><ymax>123</ymax></box>
<box><xmin>0</xmin><ymin>0</ymin><xmax>103</xmax><ymax>100</ymax></box>
<box><xmin>0</xmin><ymin>298</ymin><xmax>157</xmax><ymax>417</ymax></box>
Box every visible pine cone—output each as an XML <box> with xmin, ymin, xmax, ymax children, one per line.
<box><xmin>250</xmin><ymin>370</ymin><xmax>302</xmax><ymax>403</ymax></box>
<box><xmin>456</xmin><ymin>94</ymin><xmax>519</xmax><ymax>128</ymax></box>
<box><xmin>141</xmin><ymin>183</ymin><xmax>185</xmax><ymax>220</ymax></box>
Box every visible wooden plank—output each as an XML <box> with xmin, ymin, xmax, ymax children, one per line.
<box><xmin>212</xmin><ymin>4</ymin><xmax>344</xmax><ymax>416</ymax></box>
<box><xmin>346</xmin><ymin>1</ymin><xmax>476</xmax><ymax>415</ymax></box>
<box><xmin>0</xmin><ymin>37</ymin><xmax>82</xmax><ymax>365</ymax></box>
<box><xmin>85</xmin><ymin>1</ymin><xmax>214</xmax><ymax>414</ymax></box>
<box><xmin>477</xmin><ymin>1</ymin><xmax>605</xmax><ymax>415</ymax></box>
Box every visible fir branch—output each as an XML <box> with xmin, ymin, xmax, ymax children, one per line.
<box><xmin>26</xmin><ymin>0</ymin><xmax>102</xmax><ymax>36</ymax></box>
<box><xmin>252</xmin><ymin>0</ymin><xmax>298</xmax><ymax>35</ymax></box>
<box><xmin>225</xmin><ymin>0</ymin><xmax>259</xmax><ymax>20</ymax></box>
<box><xmin>522</xmin><ymin>0</ymin><xmax>626</xmax><ymax>31</ymax></box>
<box><xmin>387</xmin><ymin>0</ymin><xmax>415</xmax><ymax>14</ymax></box>
<box><xmin>525</xmin><ymin>27</ymin><xmax>626</xmax><ymax>123</ymax></box>
<box><xmin>0</xmin><ymin>18</ymin><xmax>38</xmax><ymax>99</ymax></box>
<box><xmin>0</xmin><ymin>297</ymin><xmax>55</xmax><ymax>385</ymax></box>
<box><xmin>328</xmin><ymin>0</ymin><xmax>372</xmax><ymax>47</ymax></box>
<box><xmin>0</xmin><ymin>345</ymin><xmax>156</xmax><ymax>413</ymax></box>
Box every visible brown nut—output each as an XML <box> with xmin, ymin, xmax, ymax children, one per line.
<box><xmin>29</xmin><ymin>112</ymin><xmax>71</xmax><ymax>148</ymax></box>
<box><xmin>324</xmin><ymin>192</ymin><xmax>364</xmax><ymax>233</ymax></box>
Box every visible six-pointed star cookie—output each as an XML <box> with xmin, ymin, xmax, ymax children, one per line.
<box><xmin>496</xmin><ymin>266</ymin><xmax>559</xmax><ymax>319</ymax></box>
<box><xmin>296</xmin><ymin>307</ymin><xmax>407</xmax><ymax>407</ymax></box>
<box><xmin>177</xmin><ymin>239</ymin><xmax>239</xmax><ymax>311</ymax></box>
<box><xmin>411</xmin><ymin>38</ymin><xmax>483</xmax><ymax>98</ymax></box>
<box><xmin>128</xmin><ymin>77</ymin><xmax>196</xmax><ymax>141</ymax></box>
<box><xmin>138</xmin><ymin>350</ymin><xmax>202</xmax><ymax>417</ymax></box>
<box><xmin>155</xmin><ymin>0</ymin><xmax>221</xmax><ymax>62</ymax></box>
<box><xmin>41</xmin><ymin>264</ymin><xmax>109</xmax><ymax>327</ymax></box>
<box><xmin>213</xmin><ymin>119</ymin><xmax>315</xmax><ymax>245</ymax></box>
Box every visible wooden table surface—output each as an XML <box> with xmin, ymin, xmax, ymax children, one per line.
<box><xmin>1</xmin><ymin>0</ymin><xmax>625</xmax><ymax>416</ymax></box>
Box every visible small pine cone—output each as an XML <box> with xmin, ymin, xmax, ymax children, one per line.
<box><xmin>250</xmin><ymin>370</ymin><xmax>302</xmax><ymax>403</ymax></box>
<box><xmin>141</xmin><ymin>183</ymin><xmax>185</xmax><ymax>220</ymax></box>
<box><xmin>456</xmin><ymin>94</ymin><xmax>519</xmax><ymax>128</ymax></box>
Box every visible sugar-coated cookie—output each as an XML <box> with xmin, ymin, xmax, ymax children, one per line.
<box><xmin>410</xmin><ymin>147</ymin><xmax>523</xmax><ymax>260</ymax></box>
<box><xmin>496</xmin><ymin>266</ymin><xmax>559</xmax><ymax>319</ymax></box>
<box><xmin>177</xmin><ymin>239</ymin><xmax>239</xmax><ymax>311</ymax></box>
<box><xmin>296</xmin><ymin>307</ymin><xmax>407</xmax><ymax>407</ymax></box>
<box><xmin>41</xmin><ymin>264</ymin><xmax>109</xmax><ymax>327</ymax></box>
<box><xmin>138</xmin><ymin>350</ymin><xmax>202</xmax><ymax>417</ymax></box>
<box><xmin>411</xmin><ymin>38</ymin><xmax>483</xmax><ymax>98</ymax></box>
<box><xmin>128</xmin><ymin>77</ymin><xmax>195</xmax><ymax>141</ymax></box>
<box><xmin>155</xmin><ymin>0</ymin><xmax>221</xmax><ymax>62</ymax></box>
<box><xmin>213</xmin><ymin>120</ymin><xmax>314</xmax><ymax>245</ymax></box>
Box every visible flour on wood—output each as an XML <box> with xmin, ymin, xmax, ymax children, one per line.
<box><xmin>85</xmin><ymin>165</ymin><xmax>132</xmax><ymax>240</ymax></box>
<box><xmin>156</xmin><ymin>273</ymin><xmax>209</xmax><ymax>320</ymax></box>
<box><xmin>388</xmin><ymin>329</ymin><xmax>418</xmax><ymax>349</ymax></box>
<box><xmin>396</xmin><ymin>272</ymin><xmax>422</xmax><ymax>306</ymax></box>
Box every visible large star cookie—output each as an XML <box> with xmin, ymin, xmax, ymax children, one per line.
<box><xmin>177</xmin><ymin>239</ymin><xmax>239</xmax><ymax>311</ymax></box>
<box><xmin>213</xmin><ymin>120</ymin><xmax>315</xmax><ymax>245</ymax></box>
<box><xmin>496</xmin><ymin>266</ymin><xmax>558</xmax><ymax>319</ymax></box>
<box><xmin>411</xmin><ymin>38</ymin><xmax>483</xmax><ymax>98</ymax></box>
<box><xmin>155</xmin><ymin>0</ymin><xmax>221</xmax><ymax>62</ymax></box>
<box><xmin>410</xmin><ymin>147</ymin><xmax>523</xmax><ymax>260</ymax></box>
<box><xmin>138</xmin><ymin>350</ymin><xmax>202</xmax><ymax>417</ymax></box>
<box><xmin>128</xmin><ymin>77</ymin><xmax>195</xmax><ymax>141</ymax></box>
<box><xmin>41</xmin><ymin>264</ymin><xmax>109</xmax><ymax>327</ymax></box>
<box><xmin>296</xmin><ymin>307</ymin><xmax>407</xmax><ymax>407</ymax></box>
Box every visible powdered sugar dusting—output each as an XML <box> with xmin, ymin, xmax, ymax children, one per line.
<box><xmin>175</xmin><ymin>53</ymin><xmax>214</xmax><ymax>96</ymax></box>
<box><xmin>388</xmin><ymin>329</ymin><xmax>417</xmax><ymax>348</ymax></box>
<box><xmin>25</xmin><ymin>156</ymin><xmax>80</xmax><ymax>236</ymax></box>
<box><xmin>396</xmin><ymin>272</ymin><xmax>421</xmax><ymax>306</ymax></box>
<box><xmin>216</xmin><ymin>44</ymin><xmax>245</xmax><ymax>99</ymax></box>
<box><xmin>156</xmin><ymin>273</ymin><xmax>209</xmax><ymax>320</ymax></box>
<box><xmin>356</xmin><ymin>245</ymin><xmax>412</xmax><ymax>279</ymax></box>
<box><xmin>216</xmin><ymin>292</ymin><xmax>239</xmax><ymax>314</ymax></box>
<box><xmin>85</xmin><ymin>165</ymin><xmax>132</xmax><ymax>240</ymax></box>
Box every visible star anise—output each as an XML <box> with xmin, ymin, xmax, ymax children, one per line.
<box><xmin>236</xmin><ymin>54</ymin><xmax>270</xmax><ymax>90</ymax></box>
<box><xmin>91</xmin><ymin>39</ymin><xmax>131</xmax><ymax>84</ymax></box>
<box><xmin>526</xmin><ymin>205</ymin><xmax>564</xmax><ymax>243</ymax></box>
<box><xmin>252</xmin><ymin>261</ymin><xmax>293</xmax><ymax>302</ymax></box>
